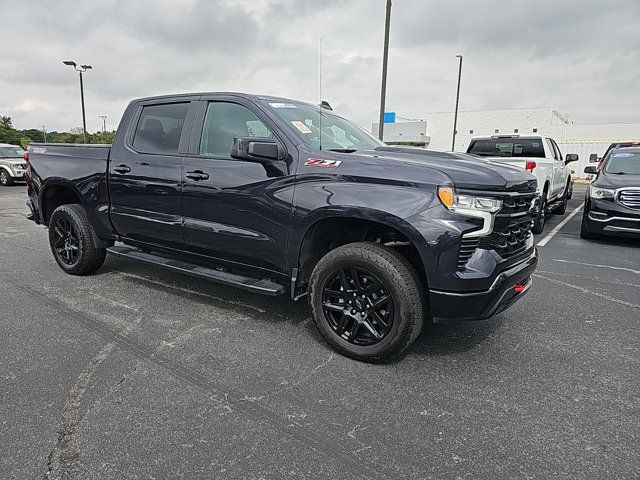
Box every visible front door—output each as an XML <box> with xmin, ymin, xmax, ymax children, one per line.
<box><xmin>181</xmin><ymin>98</ymin><xmax>294</xmax><ymax>275</ymax></box>
<box><xmin>109</xmin><ymin>100</ymin><xmax>195</xmax><ymax>249</ymax></box>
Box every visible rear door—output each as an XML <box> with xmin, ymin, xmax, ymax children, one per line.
<box><xmin>546</xmin><ymin>138</ymin><xmax>564</xmax><ymax>196</ymax></box>
<box><xmin>109</xmin><ymin>99</ymin><xmax>196</xmax><ymax>249</ymax></box>
<box><xmin>181</xmin><ymin>96</ymin><xmax>295</xmax><ymax>275</ymax></box>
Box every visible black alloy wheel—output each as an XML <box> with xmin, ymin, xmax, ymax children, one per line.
<box><xmin>52</xmin><ymin>217</ymin><xmax>80</xmax><ymax>266</ymax></box>
<box><xmin>322</xmin><ymin>266</ymin><xmax>394</xmax><ymax>346</ymax></box>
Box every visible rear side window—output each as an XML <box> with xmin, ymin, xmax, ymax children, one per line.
<box><xmin>199</xmin><ymin>102</ymin><xmax>272</xmax><ymax>157</ymax></box>
<box><xmin>468</xmin><ymin>138</ymin><xmax>546</xmax><ymax>158</ymax></box>
<box><xmin>132</xmin><ymin>103</ymin><xmax>189</xmax><ymax>154</ymax></box>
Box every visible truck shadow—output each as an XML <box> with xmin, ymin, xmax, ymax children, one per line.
<box><xmin>100</xmin><ymin>255</ymin><xmax>506</xmax><ymax>361</ymax></box>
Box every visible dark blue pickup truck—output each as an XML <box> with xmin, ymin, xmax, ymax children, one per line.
<box><xmin>26</xmin><ymin>93</ymin><xmax>538</xmax><ymax>361</ymax></box>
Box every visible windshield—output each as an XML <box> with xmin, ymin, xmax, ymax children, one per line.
<box><xmin>604</xmin><ymin>151</ymin><xmax>640</xmax><ymax>174</ymax></box>
<box><xmin>264</xmin><ymin>100</ymin><xmax>384</xmax><ymax>151</ymax></box>
<box><xmin>468</xmin><ymin>138</ymin><xmax>546</xmax><ymax>158</ymax></box>
<box><xmin>0</xmin><ymin>146</ymin><xmax>25</xmax><ymax>158</ymax></box>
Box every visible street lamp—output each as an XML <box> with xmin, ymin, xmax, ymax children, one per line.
<box><xmin>378</xmin><ymin>0</ymin><xmax>392</xmax><ymax>141</ymax></box>
<box><xmin>63</xmin><ymin>60</ymin><xmax>92</xmax><ymax>143</ymax></box>
<box><xmin>451</xmin><ymin>54</ymin><xmax>463</xmax><ymax>151</ymax></box>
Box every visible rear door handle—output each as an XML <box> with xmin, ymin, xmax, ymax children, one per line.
<box><xmin>185</xmin><ymin>170</ymin><xmax>210</xmax><ymax>181</ymax></box>
<box><xmin>113</xmin><ymin>164</ymin><xmax>131</xmax><ymax>174</ymax></box>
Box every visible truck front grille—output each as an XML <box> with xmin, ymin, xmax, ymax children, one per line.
<box><xmin>457</xmin><ymin>192</ymin><xmax>536</xmax><ymax>271</ymax></box>
<box><xmin>618</xmin><ymin>189</ymin><xmax>640</xmax><ymax>209</ymax></box>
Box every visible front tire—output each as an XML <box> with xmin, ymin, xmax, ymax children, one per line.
<box><xmin>556</xmin><ymin>186</ymin><xmax>569</xmax><ymax>215</ymax></box>
<box><xmin>48</xmin><ymin>204</ymin><xmax>106</xmax><ymax>275</ymax></box>
<box><xmin>0</xmin><ymin>170</ymin><xmax>13</xmax><ymax>186</ymax></box>
<box><xmin>309</xmin><ymin>242</ymin><xmax>425</xmax><ymax>362</ymax></box>
<box><xmin>580</xmin><ymin>214</ymin><xmax>598</xmax><ymax>240</ymax></box>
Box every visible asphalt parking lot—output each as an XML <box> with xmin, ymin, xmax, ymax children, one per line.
<box><xmin>1</xmin><ymin>184</ymin><xmax>638</xmax><ymax>480</ymax></box>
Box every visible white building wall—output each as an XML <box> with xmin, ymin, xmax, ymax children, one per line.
<box><xmin>375</xmin><ymin>107</ymin><xmax>640</xmax><ymax>179</ymax></box>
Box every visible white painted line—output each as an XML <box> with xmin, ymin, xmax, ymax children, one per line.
<box><xmin>554</xmin><ymin>259</ymin><xmax>640</xmax><ymax>276</ymax></box>
<box><xmin>537</xmin><ymin>204</ymin><xmax>583</xmax><ymax>247</ymax></box>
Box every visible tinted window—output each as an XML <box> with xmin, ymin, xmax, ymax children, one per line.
<box><xmin>200</xmin><ymin>102</ymin><xmax>272</xmax><ymax>157</ymax></box>
<box><xmin>604</xmin><ymin>151</ymin><xmax>640</xmax><ymax>174</ymax></box>
<box><xmin>264</xmin><ymin>100</ymin><xmax>384</xmax><ymax>151</ymax></box>
<box><xmin>551</xmin><ymin>139</ymin><xmax>563</xmax><ymax>161</ymax></box>
<box><xmin>468</xmin><ymin>138</ymin><xmax>545</xmax><ymax>158</ymax></box>
<box><xmin>132</xmin><ymin>103</ymin><xmax>189</xmax><ymax>154</ymax></box>
<box><xmin>545</xmin><ymin>139</ymin><xmax>558</xmax><ymax>160</ymax></box>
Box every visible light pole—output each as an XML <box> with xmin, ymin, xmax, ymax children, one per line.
<box><xmin>42</xmin><ymin>125</ymin><xmax>47</xmax><ymax>143</ymax></box>
<box><xmin>98</xmin><ymin>115</ymin><xmax>107</xmax><ymax>142</ymax></box>
<box><xmin>63</xmin><ymin>60</ymin><xmax>92</xmax><ymax>143</ymax></box>
<box><xmin>378</xmin><ymin>0</ymin><xmax>392</xmax><ymax>141</ymax></box>
<box><xmin>451</xmin><ymin>54</ymin><xmax>463</xmax><ymax>151</ymax></box>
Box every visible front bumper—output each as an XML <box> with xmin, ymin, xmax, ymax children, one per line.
<box><xmin>584</xmin><ymin>198</ymin><xmax>640</xmax><ymax>237</ymax></box>
<box><xmin>429</xmin><ymin>248</ymin><xmax>537</xmax><ymax>321</ymax></box>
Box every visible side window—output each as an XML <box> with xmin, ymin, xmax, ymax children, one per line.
<box><xmin>132</xmin><ymin>103</ymin><xmax>189</xmax><ymax>154</ymax></box>
<box><xmin>551</xmin><ymin>139</ymin><xmax>563</xmax><ymax>161</ymax></box>
<box><xmin>545</xmin><ymin>139</ymin><xmax>559</xmax><ymax>160</ymax></box>
<box><xmin>200</xmin><ymin>102</ymin><xmax>272</xmax><ymax>157</ymax></box>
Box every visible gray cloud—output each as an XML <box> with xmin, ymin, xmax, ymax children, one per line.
<box><xmin>0</xmin><ymin>0</ymin><xmax>638</xmax><ymax>134</ymax></box>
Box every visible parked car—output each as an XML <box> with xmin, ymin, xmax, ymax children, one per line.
<box><xmin>467</xmin><ymin>135</ymin><xmax>577</xmax><ymax>233</ymax></box>
<box><xmin>589</xmin><ymin>141</ymin><xmax>640</xmax><ymax>167</ymax></box>
<box><xmin>0</xmin><ymin>143</ymin><xmax>27</xmax><ymax>186</ymax></box>
<box><xmin>581</xmin><ymin>147</ymin><xmax>640</xmax><ymax>239</ymax></box>
<box><xmin>25</xmin><ymin>93</ymin><xmax>538</xmax><ymax>361</ymax></box>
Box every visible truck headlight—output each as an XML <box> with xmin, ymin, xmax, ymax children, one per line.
<box><xmin>589</xmin><ymin>186</ymin><xmax>615</xmax><ymax>199</ymax></box>
<box><xmin>437</xmin><ymin>186</ymin><xmax>503</xmax><ymax>213</ymax></box>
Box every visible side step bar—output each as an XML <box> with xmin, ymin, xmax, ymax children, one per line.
<box><xmin>107</xmin><ymin>246</ymin><xmax>285</xmax><ymax>296</ymax></box>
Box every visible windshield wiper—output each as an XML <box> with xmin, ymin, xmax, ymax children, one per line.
<box><xmin>608</xmin><ymin>171</ymin><xmax>626</xmax><ymax>175</ymax></box>
<box><xmin>327</xmin><ymin>148</ymin><xmax>357</xmax><ymax>153</ymax></box>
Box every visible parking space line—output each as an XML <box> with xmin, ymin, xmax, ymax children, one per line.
<box><xmin>537</xmin><ymin>204</ymin><xmax>583</xmax><ymax>247</ymax></box>
<box><xmin>554</xmin><ymin>259</ymin><xmax>640</xmax><ymax>276</ymax></box>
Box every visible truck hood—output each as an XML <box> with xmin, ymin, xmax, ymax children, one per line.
<box><xmin>362</xmin><ymin>147</ymin><xmax>538</xmax><ymax>193</ymax></box>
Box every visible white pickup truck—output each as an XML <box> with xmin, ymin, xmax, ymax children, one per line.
<box><xmin>467</xmin><ymin>135</ymin><xmax>577</xmax><ymax>233</ymax></box>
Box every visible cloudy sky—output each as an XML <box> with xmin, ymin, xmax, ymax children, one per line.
<box><xmin>1</xmin><ymin>0</ymin><xmax>639</xmax><ymax>133</ymax></box>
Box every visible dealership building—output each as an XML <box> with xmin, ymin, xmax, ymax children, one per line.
<box><xmin>372</xmin><ymin>108</ymin><xmax>640</xmax><ymax>178</ymax></box>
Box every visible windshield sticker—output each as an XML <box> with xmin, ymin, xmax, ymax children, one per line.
<box><xmin>305</xmin><ymin>158</ymin><xmax>342</xmax><ymax>168</ymax></box>
<box><xmin>269</xmin><ymin>102</ymin><xmax>297</xmax><ymax>109</ymax></box>
<box><xmin>611</xmin><ymin>152</ymin><xmax>633</xmax><ymax>157</ymax></box>
<box><xmin>291</xmin><ymin>121</ymin><xmax>312</xmax><ymax>134</ymax></box>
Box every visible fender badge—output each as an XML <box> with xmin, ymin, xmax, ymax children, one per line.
<box><xmin>305</xmin><ymin>158</ymin><xmax>342</xmax><ymax>168</ymax></box>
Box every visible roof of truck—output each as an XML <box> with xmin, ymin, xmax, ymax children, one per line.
<box><xmin>131</xmin><ymin>92</ymin><xmax>319</xmax><ymax>108</ymax></box>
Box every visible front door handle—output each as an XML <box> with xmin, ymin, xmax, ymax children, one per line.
<box><xmin>113</xmin><ymin>164</ymin><xmax>131</xmax><ymax>174</ymax></box>
<box><xmin>185</xmin><ymin>170</ymin><xmax>210</xmax><ymax>181</ymax></box>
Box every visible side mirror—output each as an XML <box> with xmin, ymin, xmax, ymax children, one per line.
<box><xmin>230</xmin><ymin>137</ymin><xmax>284</xmax><ymax>163</ymax></box>
<box><xmin>584</xmin><ymin>166</ymin><xmax>598</xmax><ymax>175</ymax></box>
<box><xmin>565</xmin><ymin>153</ymin><xmax>578</xmax><ymax>164</ymax></box>
<box><xmin>588</xmin><ymin>153</ymin><xmax>599</xmax><ymax>163</ymax></box>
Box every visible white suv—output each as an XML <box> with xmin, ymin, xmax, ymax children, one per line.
<box><xmin>467</xmin><ymin>135</ymin><xmax>577</xmax><ymax>233</ymax></box>
<box><xmin>0</xmin><ymin>143</ymin><xmax>27</xmax><ymax>186</ymax></box>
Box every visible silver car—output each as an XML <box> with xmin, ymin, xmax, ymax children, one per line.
<box><xmin>0</xmin><ymin>143</ymin><xmax>27</xmax><ymax>186</ymax></box>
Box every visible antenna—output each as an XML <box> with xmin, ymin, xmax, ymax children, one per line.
<box><xmin>319</xmin><ymin>38</ymin><xmax>322</xmax><ymax>151</ymax></box>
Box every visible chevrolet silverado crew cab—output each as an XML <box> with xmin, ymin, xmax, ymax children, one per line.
<box><xmin>26</xmin><ymin>93</ymin><xmax>538</xmax><ymax>361</ymax></box>
<box><xmin>467</xmin><ymin>135</ymin><xmax>577</xmax><ymax>233</ymax></box>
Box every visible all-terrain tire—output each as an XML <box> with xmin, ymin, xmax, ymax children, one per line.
<box><xmin>308</xmin><ymin>242</ymin><xmax>426</xmax><ymax>362</ymax></box>
<box><xmin>48</xmin><ymin>204</ymin><xmax>107</xmax><ymax>275</ymax></box>
<box><xmin>532</xmin><ymin>192</ymin><xmax>547</xmax><ymax>234</ymax></box>
<box><xmin>580</xmin><ymin>214</ymin><xmax>598</xmax><ymax>240</ymax></box>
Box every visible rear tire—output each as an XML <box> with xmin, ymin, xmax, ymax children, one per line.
<box><xmin>556</xmin><ymin>186</ymin><xmax>569</xmax><ymax>215</ymax></box>
<box><xmin>0</xmin><ymin>170</ymin><xmax>13</xmax><ymax>186</ymax></box>
<box><xmin>48</xmin><ymin>204</ymin><xmax>106</xmax><ymax>275</ymax></box>
<box><xmin>309</xmin><ymin>242</ymin><xmax>425</xmax><ymax>362</ymax></box>
<box><xmin>532</xmin><ymin>192</ymin><xmax>547</xmax><ymax>234</ymax></box>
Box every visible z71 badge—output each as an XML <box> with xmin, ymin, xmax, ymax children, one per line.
<box><xmin>305</xmin><ymin>158</ymin><xmax>342</xmax><ymax>168</ymax></box>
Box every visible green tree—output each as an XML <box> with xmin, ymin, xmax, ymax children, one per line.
<box><xmin>0</xmin><ymin>116</ymin><xmax>12</xmax><ymax>129</ymax></box>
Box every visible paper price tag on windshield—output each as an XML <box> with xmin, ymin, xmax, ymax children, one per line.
<box><xmin>291</xmin><ymin>121</ymin><xmax>312</xmax><ymax>134</ymax></box>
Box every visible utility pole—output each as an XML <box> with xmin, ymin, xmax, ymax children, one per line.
<box><xmin>451</xmin><ymin>54</ymin><xmax>463</xmax><ymax>151</ymax></box>
<box><xmin>42</xmin><ymin>125</ymin><xmax>47</xmax><ymax>143</ymax></box>
<box><xmin>378</xmin><ymin>0</ymin><xmax>392</xmax><ymax>141</ymax></box>
<box><xmin>63</xmin><ymin>61</ymin><xmax>92</xmax><ymax>143</ymax></box>
<box><xmin>98</xmin><ymin>115</ymin><xmax>107</xmax><ymax>142</ymax></box>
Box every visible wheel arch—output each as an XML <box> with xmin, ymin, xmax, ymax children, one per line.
<box><xmin>39</xmin><ymin>179</ymin><xmax>86</xmax><ymax>225</ymax></box>
<box><xmin>291</xmin><ymin>208</ymin><xmax>429</xmax><ymax>298</ymax></box>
